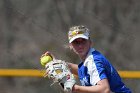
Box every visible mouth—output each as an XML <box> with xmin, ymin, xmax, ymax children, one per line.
<box><xmin>77</xmin><ymin>49</ymin><xmax>84</xmax><ymax>53</ymax></box>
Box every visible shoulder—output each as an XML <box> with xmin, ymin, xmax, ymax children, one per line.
<box><xmin>91</xmin><ymin>50</ymin><xmax>105</xmax><ymax>61</ymax></box>
<box><xmin>91</xmin><ymin>50</ymin><xmax>111</xmax><ymax>68</ymax></box>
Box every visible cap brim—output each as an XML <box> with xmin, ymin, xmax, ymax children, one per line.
<box><xmin>69</xmin><ymin>35</ymin><xmax>89</xmax><ymax>43</ymax></box>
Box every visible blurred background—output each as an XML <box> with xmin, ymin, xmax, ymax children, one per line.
<box><xmin>0</xmin><ymin>0</ymin><xmax>140</xmax><ymax>93</ymax></box>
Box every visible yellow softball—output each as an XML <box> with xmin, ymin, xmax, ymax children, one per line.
<box><xmin>40</xmin><ymin>55</ymin><xmax>53</xmax><ymax>66</ymax></box>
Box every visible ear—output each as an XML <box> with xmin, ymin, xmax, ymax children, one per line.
<box><xmin>89</xmin><ymin>39</ymin><xmax>93</xmax><ymax>47</ymax></box>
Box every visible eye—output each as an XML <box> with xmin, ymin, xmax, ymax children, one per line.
<box><xmin>72</xmin><ymin>39</ymin><xmax>87</xmax><ymax>45</ymax></box>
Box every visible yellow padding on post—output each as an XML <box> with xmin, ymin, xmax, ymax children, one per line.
<box><xmin>0</xmin><ymin>69</ymin><xmax>140</xmax><ymax>78</ymax></box>
<box><xmin>119</xmin><ymin>71</ymin><xmax>140</xmax><ymax>79</ymax></box>
<box><xmin>0</xmin><ymin>69</ymin><xmax>44</xmax><ymax>77</ymax></box>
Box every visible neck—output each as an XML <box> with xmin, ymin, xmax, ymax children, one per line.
<box><xmin>80</xmin><ymin>48</ymin><xmax>91</xmax><ymax>62</ymax></box>
<box><xmin>80</xmin><ymin>56</ymin><xmax>86</xmax><ymax>62</ymax></box>
<box><xmin>79</xmin><ymin>52</ymin><xmax>88</xmax><ymax>62</ymax></box>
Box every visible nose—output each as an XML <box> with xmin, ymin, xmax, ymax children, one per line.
<box><xmin>77</xmin><ymin>43</ymin><xmax>84</xmax><ymax>48</ymax></box>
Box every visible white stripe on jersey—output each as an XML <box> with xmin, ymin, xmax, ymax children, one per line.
<box><xmin>83</xmin><ymin>48</ymin><xmax>101</xmax><ymax>85</ymax></box>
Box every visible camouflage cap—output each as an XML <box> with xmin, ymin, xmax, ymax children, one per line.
<box><xmin>68</xmin><ymin>25</ymin><xmax>90</xmax><ymax>43</ymax></box>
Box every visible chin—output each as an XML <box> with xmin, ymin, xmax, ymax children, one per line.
<box><xmin>78</xmin><ymin>52</ymin><xmax>86</xmax><ymax>56</ymax></box>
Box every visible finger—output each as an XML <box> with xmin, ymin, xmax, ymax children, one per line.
<box><xmin>40</xmin><ymin>54</ymin><xmax>45</xmax><ymax>58</ymax></box>
<box><xmin>44</xmin><ymin>66</ymin><xmax>50</xmax><ymax>77</ymax></box>
<box><xmin>44</xmin><ymin>51</ymin><xmax>51</xmax><ymax>56</ymax></box>
<box><xmin>40</xmin><ymin>51</ymin><xmax>50</xmax><ymax>58</ymax></box>
<box><xmin>44</xmin><ymin>73</ymin><xmax>48</xmax><ymax>77</ymax></box>
<box><xmin>44</xmin><ymin>51</ymin><xmax>54</xmax><ymax>59</ymax></box>
<box><xmin>44</xmin><ymin>70</ymin><xmax>49</xmax><ymax>77</ymax></box>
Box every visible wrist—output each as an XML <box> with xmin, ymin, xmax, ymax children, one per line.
<box><xmin>72</xmin><ymin>84</ymin><xmax>80</xmax><ymax>92</ymax></box>
<box><xmin>67</xmin><ymin>62</ymin><xmax>72</xmax><ymax>70</ymax></box>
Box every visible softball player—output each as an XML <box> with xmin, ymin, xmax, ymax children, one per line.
<box><xmin>67</xmin><ymin>25</ymin><xmax>131</xmax><ymax>93</ymax></box>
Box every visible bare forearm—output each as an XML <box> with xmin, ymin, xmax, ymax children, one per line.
<box><xmin>73</xmin><ymin>79</ymin><xmax>110</xmax><ymax>93</ymax></box>
<box><xmin>67</xmin><ymin>62</ymin><xmax>78</xmax><ymax>75</ymax></box>
<box><xmin>73</xmin><ymin>85</ymin><xmax>110</xmax><ymax>93</ymax></box>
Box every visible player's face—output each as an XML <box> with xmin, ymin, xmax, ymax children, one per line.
<box><xmin>70</xmin><ymin>38</ymin><xmax>91</xmax><ymax>59</ymax></box>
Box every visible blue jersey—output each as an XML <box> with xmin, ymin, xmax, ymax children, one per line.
<box><xmin>78</xmin><ymin>48</ymin><xmax>131</xmax><ymax>93</ymax></box>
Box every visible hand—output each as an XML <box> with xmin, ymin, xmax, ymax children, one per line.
<box><xmin>72</xmin><ymin>84</ymin><xmax>79</xmax><ymax>92</ymax></box>
<box><xmin>41</xmin><ymin>51</ymin><xmax>53</xmax><ymax>59</ymax></box>
<box><xmin>43</xmin><ymin>59</ymin><xmax>76</xmax><ymax>93</ymax></box>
